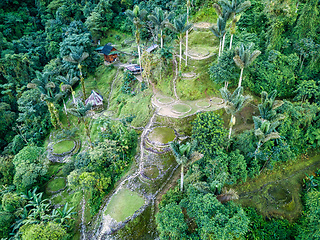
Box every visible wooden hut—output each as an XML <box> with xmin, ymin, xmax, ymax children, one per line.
<box><xmin>85</xmin><ymin>90</ymin><xmax>103</xmax><ymax>108</ymax></box>
<box><xmin>102</xmin><ymin>43</ymin><xmax>118</xmax><ymax>63</ymax></box>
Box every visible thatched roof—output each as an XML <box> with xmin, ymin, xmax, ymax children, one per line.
<box><xmin>85</xmin><ymin>90</ymin><xmax>103</xmax><ymax>106</ymax></box>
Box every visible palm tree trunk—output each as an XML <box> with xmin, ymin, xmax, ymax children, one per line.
<box><xmin>160</xmin><ymin>29</ymin><xmax>163</xmax><ymax>48</ymax></box>
<box><xmin>221</xmin><ymin>33</ymin><xmax>226</xmax><ymax>54</ymax></box>
<box><xmin>229</xmin><ymin>34</ymin><xmax>233</xmax><ymax>49</ymax></box>
<box><xmin>181</xmin><ymin>164</ymin><xmax>184</xmax><ymax>192</ymax></box>
<box><xmin>218</xmin><ymin>39</ymin><xmax>222</xmax><ymax>57</ymax></box>
<box><xmin>46</xmin><ymin>101</ymin><xmax>57</xmax><ymax>129</ymax></box>
<box><xmin>185</xmin><ymin>30</ymin><xmax>188</xmax><ymax>67</ymax></box>
<box><xmin>84</xmin><ymin>120</ymin><xmax>93</xmax><ymax>149</ymax></box>
<box><xmin>79</xmin><ymin>71</ymin><xmax>86</xmax><ymax>103</ymax></box>
<box><xmin>238</xmin><ymin>68</ymin><xmax>244</xmax><ymax>87</ymax></box>
<box><xmin>179</xmin><ymin>36</ymin><xmax>182</xmax><ymax>72</ymax></box>
<box><xmin>228</xmin><ymin>114</ymin><xmax>234</xmax><ymax>139</ymax></box>
<box><xmin>63</xmin><ymin>100</ymin><xmax>71</xmax><ymax>128</ymax></box>
<box><xmin>138</xmin><ymin>44</ymin><xmax>142</xmax><ymax>76</ymax></box>
<box><xmin>51</xmin><ymin>103</ymin><xmax>63</xmax><ymax>129</ymax></box>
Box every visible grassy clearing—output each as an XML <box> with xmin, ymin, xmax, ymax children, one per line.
<box><xmin>104</xmin><ymin>188</ymin><xmax>145</xmax><ymax>222</ymax></box>
<box><xmin>84</xmin><ymin>65</ymin><xmax>117</xmax><ymax>99</ymax></box>
<box><xmin>52</xmin><ymin>140</ymin><xmax>75</xmax><ymax>154</ymax></box>
<box><xmin>148</xmin><ymin>127</ymin><xmax>176</xmax><ymax>144</ymax></box>
<box><xmin>108</xmin><ymin>71</ymin><xmax>153</xmax><ymax>127</ymax></box>
<box><xmin>46</xmin><ymin>177</ymin><xmax>66</xmax><ymax>192</ymax></box>
<box><xmin>100</xmin><ymin>29</ymin><xmax>133</xmax><ymax>46</ymax></box>
<box><xmin>191</xmin><ymin>7</ymin><xmax>218</xmax><ymax>23</ymax></box>
<box><xmin>171</xmin><ymin>103</ymin><xmax>191</xmax><ymax>113</ymax></box>
<box><xmin>233</xmin><ymin>153</ymin><xmax>320</xmax><ymax>220</ymax></box>
<box><xmin>47</xmin><ymin>163</ymin><xmax>64</xmax><ymax>177</ymax></box>
<box><xmin>176</xmin><ymin>29</ymin><xmax>220</xmax><ymax>100</ymax></box>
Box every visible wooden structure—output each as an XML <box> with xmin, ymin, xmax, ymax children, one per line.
<box><xmin>125</xmin><ymin>64</ymin><xmax>143</xmax><ymax>74</ymax></box>
<box><xmin>85</xmin><ymin>90</ymin><xmax>103</xmax><ymax>107</ymax></box>
<box><xmin>101</xmin><ymin>44</ymin><xmax>118</xmax><ymax>63</ymax></box>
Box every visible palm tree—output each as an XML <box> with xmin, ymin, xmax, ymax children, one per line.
<box><xmin>169</xmin><ymin>140</ymin><xmax>197</xmax><ymax>192</ymax></box>
<box><xmin>57</xmin><ymin>69</ymin><xmax>79</xmax><ymax>104</ymax></box>
<box><xmin>258</xmin><ymin>90</ymin><xmax>284</xmax><ymax>121</ymax></box>
<box><xmin>126</xmin><ymin>6</ymin><xmax>148</xmax><ymax>75</ymax></box>
<box><xmin>218</xmin><ymin>0</ymin><xmax>251</xmax><ymax>49</ymax></box>
<box><xmin>253</xmin><ymin>116</ymin><xmax>281</xmax><ymax>155</ymax></box>
<box><xmin>27</xmin><ymin>71</ymin><xmax>63</xmax><ymax>130</ymax></box>
<box><xmin>67</xmin><ymin>100</ymin><xmax>93</xmax><ymax>149</ymax></box>
<box><xmin>209</xmin><ymin>17</ymin><xmax>226</xmax><ymax>57</ymax></box>
<box><xmin>220</xmin><ymin>86</ymin><xmax>252</xmax><ymax>139</ymax></box>
<box><xmin>63</xmin><ymin>46</ymin><xmax>89</xmax><ymax>102</ymax></box>
<box><xmin>148</xmin><ymin>7</ymin><xmax>174</xmax><ymax>48</ymax></box>
<box><xmin>166</xmin><ymin>14</ymin><xmax>193</xmax><ymax>71</ymax></box>
<box><xmin>185</xmin><ymin>0</ymin><xmax>191</xmax><ymax>66</ymax></box>
<box><xmin>233</xmin><ymin>43</ymin><xmax>261</xmax><ymax>87</ymax></box>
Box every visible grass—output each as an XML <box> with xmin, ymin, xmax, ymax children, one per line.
<box><xmin>46</xmin><ymin>177</ymin><xmax>66</xmax><ymax>192</ymax></box>
<box><xmin>232</xmin><ymin>152</ymin><xmax>320</xmax><ymax>220</ymax></box>
<box><xmin>47</xmin><ymin>163</ymin><xmax>64</xmax><ymax>177</ymax></box>
<box><xmin>108</xmin><ymin>71</ymin><xmax>153</xmax><ymax>127</ymax></box>
<box><xmin>171</xmin><ymin>104</ymin><xmax>191</xmax><ymax>113</ymax></box>
<box><xmin>191</xmin><ymin>7</ymin><xmax>218</xmax><ymax>23</ymax></box>
<box><xmin>196</xmin><ymin>101</ymin><xmax>211</xmax><ymax>107</ymax></box>
<box><xmin>143</xmin><ymin>165</ymin><xmax>159</xmax><ymax>179</ymax></box>
<box><xmin>158</xmin><ymin>97</ymin><xmax>174</xmax><ymax>104</ymax></box>
<box><xmin>100</xmin><ymin>29</ymin><xmax>133</xmax><ymax>47</ymax></box>
<box><xmin>104</xmin><ymin>188</ymin><xmax>145</xmax><ymax>222</ymax></box>
<box><xmin>84</xmin><ymin>65</ymin><xmax>117</xmax><ymax>99</ymax></box>
<box><xmin>148</xmin><ymin>127</ymin><xmax>176</xmax><ymax>144</ymax></box>
<box><xmin>52</xmin><ymin>140</ymin><xmax>75</xmax><ymax>154</ymax></box>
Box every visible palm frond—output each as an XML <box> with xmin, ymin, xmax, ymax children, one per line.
<box><xmin>233</xmin><ymin>55</ymin><xmax>244</xmax><ymax>69</ymax></box>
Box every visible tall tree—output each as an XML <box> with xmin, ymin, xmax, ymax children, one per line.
<box><xmin>27</xmin><ymin>71</ymin><xmax>63</xmax><ymax>130</ymax></box>
<box><xmin>67</xmin><ymin>100</ymin><xmax>93</xmax><ymax>149</ymax></box>
<box><xmin>218</xmin><ymin>0</ymin><xmax>251</xmax><ymax>49</ymax></box>
<box><xmin>125</xmin><ymin>6</ymin><xmax>148</xmax><ymax>75</ymax></box>
<box><xmin>63</xmin><ymin>46</ymin><xmax>89</xmax><ymax>102</ymax></box>
<box><xmin>258</xmin><ymin>90</ymin><xmax>284</xmax><ymax>121</ymax></box>
<box><xmin>185</xmin><ymin>0</ymin><xmax>191</xmax><ymax>66</ymax></box>
<box><xmin>56</xmin><ymin>69</ymin><xmax>79</xmax><ymax>104</ymax></box>
<box><xmin>209</xmin><ymin>17</ymin><xmax>227</xmax><ymax>57</ymax></box>
<box><xmin>166</xmin><ymin>14</ymin><xmax>193</xmax><ymax>71</ymax></box>
<box><xmin>147</xmin><ymin>7</ymin><xmax>174</xmax><ymax>48</ymax></box>
<box><xmin>169</xmin><ymin>140</ymin><xmax>197</xmax><ymax>192</ymax></box>
<box><xmin>220</xmin><ymin>86</ymin><xmax>252</xmax><ymax>139</ymax></box>
<box><xmin>233</xmin><ymin>43</ymin><xmax>261</xmax><ymax>87</ymax></box>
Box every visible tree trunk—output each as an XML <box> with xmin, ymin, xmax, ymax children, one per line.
<box><xmin>229</xmin><ymin>34</ymin><xmax>233</xmax><ymax>49</ymax></box>
<box><xmin>138</xmin><ymin>44</ymin><xmax>142</xmax><ymax>76</ymax></box>
<box><xmin>79</xmin><ymin>66</ymin><xmax>86</xmax><ymax>103</ymax></box>
<box><xmin>238</xmin><ymin>68</ymin><xmax>244</xmax><ymax>87</ymax></box>
<box><xmin>228</xmin><ymin>114</ymin><xmax>234</xmax><ymax>139</ymax></box>
<box><xmin>51</xmin><ymin>103</ymin><xmax>63</xmax><ymax>129</ymax></box>
<box><xmin>221</xmin><ymin>33</ymin><xmax>226</xmax><ymax>54</ymax></box>
<box><xmin>185</xmin><ymin>30</ymin><xmax>188</xmax><ymax>67</ymax></box>
<box><xmin>179</xmin><ymin>36</ymin><xmax>182</xmax><ymax>72</ymax></box>
<box><xmin>186</xmin><ymin>6</ymin><xmax>189</xmax><ymax>67</ymax></box>
<box><xmin>218</xmin><ymin>39</ymin><xmax>222</xmax><ymax>57</ymax></box>
<box><xmin>46</xmin><ymin>101</ymin><xmax>57</xmax><ymax>129</ymax></box>
<box><xmin>63</xmin><ymin>100</ymin><xmax>71</xmax><ymax>128</ymax></box>
<box><xmin>71</xmin><ymin>87</ymin><xmax>76</xmax><ymax>104</ymax></box>
<box><xmin>160</xmin><ymin>29</ymin><xmax>163</xmax><ymax>48</ymax></box>
<box><xmin>84</xmin><ymin>120</ymin><xmax>93</xmax><ymax>149</ymax></box>
<box><xmin>181</xmin><ymin>164</ymin><xmax>184</xmax><ymax>192</ymax></box>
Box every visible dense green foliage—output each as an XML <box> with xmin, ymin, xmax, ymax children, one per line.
<box><xmin>1</xmin><ymin>0</ymin><xmax>320</xmax><ymax>238</ymax></box>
